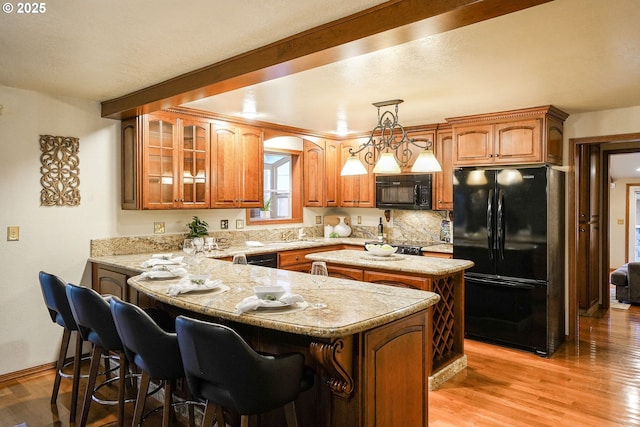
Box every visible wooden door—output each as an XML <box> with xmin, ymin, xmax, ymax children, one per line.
<box><xmin>577</xmin><ymin>144</ymin><xmax>601</xmax><ymax>312</ymax></box>
<box><xmin>303</xmin><ymin>140</ymin><xmax>324</xmax><ymax>207</ymax></box>
<box><xmin>434</xmin><ymin>129</ymin><xmax>453</xmax><ymax>210</ymax></box>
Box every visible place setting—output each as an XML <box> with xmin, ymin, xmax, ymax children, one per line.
<box><xmin>235</xmin><ymin>285</ymin><xmax>307</xmax><ymax>314</ymax></box>
<box><xmin>166</xmin><ymin>274</ymin><xmax>230</xmax><ymax>297</ymax></box>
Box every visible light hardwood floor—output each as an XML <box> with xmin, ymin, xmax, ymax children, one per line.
<box><xmin>1</xmin><ymin>303</ymin><xmax>639</xmax><ymax>427</ymax></box>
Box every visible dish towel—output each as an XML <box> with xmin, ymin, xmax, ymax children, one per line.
<box><xmin>236</xmin><ymin>293</ymin><xmax>305</xmax><ymax>313</ymax></box>
<box><xmin>141</xmin><ymin>254</ymin><xmax>185</xmax><ymax>268</ymax></box>
<box><xmin>140</xmin><ymin>266</ymin><xmax>188</xmax><ymax>279</ymax></box>
<box><xmin>167</xmin><ymin>278</ymin><xmax>223</xmax><ymax>296</ymax></box>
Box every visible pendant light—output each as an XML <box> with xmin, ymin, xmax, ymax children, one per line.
<box><xmin>340</xmin><ymin>100</ymin><xmax>442</xmax><ymax>175</ymax></box>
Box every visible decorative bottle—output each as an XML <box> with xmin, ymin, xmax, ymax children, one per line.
<box><xmin>377</xmin><ymin>218</ymin><xmax>384</xmax><ymax>242</ymax></box>
<box><xmin>334</xmin><ymin>216</ymin><xmax>352</xmax><ymax>237</ymax></box>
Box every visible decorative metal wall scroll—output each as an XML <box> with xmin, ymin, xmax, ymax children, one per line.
<box><xmin>39</xmin><ymin>135</ymin><xmax>81</xmax><ymax>206</ymax></box>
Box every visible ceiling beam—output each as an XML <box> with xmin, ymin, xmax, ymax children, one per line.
<box><xmin>101</xmin><ymin>0</ymin><xmax>552</xmax><ymax>120</ymax></box>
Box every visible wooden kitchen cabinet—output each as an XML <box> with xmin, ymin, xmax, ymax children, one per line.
<box><xmin>278</xmin><ymin>245</ymin><xmax>341</xmax><ymax>272</ymax></box>
<box><xmin>303</xmin><ymin>140</ymin><xmax>324</xmax><ymax>207</ymax></box>
<box><xmin>210</xmin><ymin>123</ymin><xmax>264</xmax><ymax>208</ymax></box>
<box><xmin>433</xmin><ymin>127</ymin><xmax>453</xmax><ymax>210</ymax></box>
<box><xmin>339</xmin><ymin>138</ymin><xmax>375</xmax><ymax>207</ymax></box>
<box><xmin>449</xmin><ymin>105</ymin><xmax>568</xmax><ymax>167</ymax></box>
<box><xmin>328</xmin><ymin>265</ymin><xmax>364</xmax><ymax>280</ymax></box>
<box><xmin>91</xmin><ymin>263</ymin><xmax>154</xmax><ymax>307</ymax></box>
<box><xmin>303</xmin><ymin>139</ymin><xmax>340</xmax><ymax>207</ymax></box>
<box><xmin>122</xmin><ymin>111</ymin><xmax>211</xmax><ymax>210</ymax></box>
<box><xmin>364</xmin><ymin>270</ymin><xmax>431</xmax><ymax>291</ymax></box>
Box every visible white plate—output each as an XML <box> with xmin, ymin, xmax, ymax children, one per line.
<box><xmin>145</xmin><ymin>270</ymin><xmax>179</xmax><ymax>280</ymax></box>
<box><xmin>257</xmin><ymin>299</ymin><xmax>292</xmax><ymax>308</ymax></box>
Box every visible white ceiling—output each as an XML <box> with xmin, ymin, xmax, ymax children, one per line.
<box><xmin>2</xmin><ymin>0</ymin><xmax>640</xmax><ymax>176</ymax></box>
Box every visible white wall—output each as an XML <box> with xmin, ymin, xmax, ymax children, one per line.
<box><xmin>0</xmin><ymin>85</ymin><xmax>119</xmax><ymax>375</ymax></box>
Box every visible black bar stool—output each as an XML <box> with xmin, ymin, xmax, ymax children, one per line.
<box><xmin>65</xmin><ymin>283</ymin><xmax>132</xmax><ymax>427</ymax></box>
<box><xmin>175</xmin><ymin>316</ymin><xmax>315</xmax><ymax>427</ymax></box>
<box><xmin>109</xmin><ymin>297</ymin><xmax>199</xmax><ymax>427</ymax></box>
<box><xmin>38</xmin><ymin>271</ymin><xmax>84</xmax><ymax>422</ymax></box>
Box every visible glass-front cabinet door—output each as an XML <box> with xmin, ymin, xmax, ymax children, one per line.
<box><xmin>181</xmin><ymin>118</ymin><xmax>210</xmax><ymax>208</ymax></box>
<box><xmin>143</xmin><ymin>113</ymin><xmax>178</xmax><ymax>209</ymax></box>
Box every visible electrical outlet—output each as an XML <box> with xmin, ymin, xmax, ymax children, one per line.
<box><xmin>153</xmin><ymin>222</ymin><xmax>165</xmax><ymax>234</ymax></box>
<box><xmin>236</xmin><ymin>219</ymin><xmax>244</xmax><ymax>229</ymax></box>
<box><xmin>220</xmin><ymin>220</ymin><xmax>229</xmax><ymax>230</ymax></box>
<box><xmin>315</xmin><ymin>216</ymin><xmax>322</xmax><ymax>224</ymax></box>
<box><xmin>7</xmin><ymin>226</ymin><xmax>19</xmax><ymax>241</ymax></box>
<box><xmin>357</xmin><ymin>216</ymin><xmax>362</xmax><ymax>224</ymax></box>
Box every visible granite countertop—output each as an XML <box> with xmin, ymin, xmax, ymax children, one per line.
<box><xmin>307</xmin><ymin>250</ymin><xmax>473</xmax><ymax>276</ymax></box>
<box><xmin>123</xmin><ymin>257</ymin><xmax>440</xmax><ymax>339</ymax></box>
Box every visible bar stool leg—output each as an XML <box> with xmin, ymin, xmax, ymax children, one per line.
<box><xmin>79</xmin><ymin>344</ymin><xmax>103</xmax><ymax>427</ymax></box>
<box><xmin>284</xmin><ymin>402</ymin><xmax>299</xmax><ymax>427</ymax></box>
<box><xmin>69</xmin><ymin>331</ymin><xmax>83</xmax><ymax>421</ymax></box>
<box><xmin>201</xmin><ymin>401</ymin><xmax>216</xmax><ymax>427</ymax></box>
<box><xmin>133</xmin><ymin>371</ymin><xmax>151</xmax><ymax>427</ymax></box>
<box><xmin>116</xmin><ymin>350</ymin><xmax>128</xmax><ymax>427</ymax></box>
<box><xmin>51</xmin><ymin>328</ymin><xmax>71</xmax><ymax>404</ymax></box>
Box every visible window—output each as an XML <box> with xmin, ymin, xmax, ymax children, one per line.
<box><xmin>247</xmin><ymin>148</ymin><xmax>302</xmax><ymax>224</ymax></box>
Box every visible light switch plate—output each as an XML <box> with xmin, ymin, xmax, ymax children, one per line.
<box><xmin>315</xmin><ymin>216</ymin><xmax>322</xmax><ymax>224</ymax></box>
<box><xmin>7</xmin><ymin>226</ymin><xmax>19</xmax><ymax>241</ymax></box>
<box><xmin>236</xmin><ymin>219</ymin><xmax>244</xmax><ymax>229</ymax></box>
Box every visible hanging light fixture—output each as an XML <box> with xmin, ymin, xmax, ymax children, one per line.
<box><xmin>340</xmin><ymin>99</ymin><xmax>442</xmax><ymax>176</ymax></box>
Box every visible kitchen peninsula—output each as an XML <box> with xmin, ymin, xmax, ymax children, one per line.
<box><xmin>89</xmin><ymin>241</ymin><xmax>471</xmax><ymax>427</ymax></box>
<box><xmin>307</xmin><ymin>249</ymin><xmax>473</xmax><ymax>389</ymax></box>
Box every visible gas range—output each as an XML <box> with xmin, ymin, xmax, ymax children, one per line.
<box><xmin>364</xmin><ymin>241</ymin><xmax>426</xmax><ymax>256</ymax></box>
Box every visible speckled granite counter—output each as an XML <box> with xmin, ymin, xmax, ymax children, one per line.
<box><xmin>124</xmin><ymin>257</ymin><xmax>440</xmax><ymax>338</ymax></box>
<box><xmin>307</xmin><ymin>249</ymin><xmax>470</xmax><ymax>275</ymax></box>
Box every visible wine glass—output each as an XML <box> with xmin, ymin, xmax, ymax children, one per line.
<box><xmin>183</xmin><ymin>239</ymin><xmax>195</xmax><ymax>264</ymax></box>
<box><xmin>310</xmin><ymin>261</ymin><xmax>328</xmax><ymax>308</ymax></box>
<box><xmin>232</xmin><ymin>253</ymin><xmax>248</xmax><ymax>291</ymax></box>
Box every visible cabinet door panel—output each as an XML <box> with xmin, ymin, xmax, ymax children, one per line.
<box><xmin>303</xmin><ymin>140</ymin><xmax>324</xmax><ymax>207</ymax></box>
<box><xmin>237</xmin><ymin>126</ymin><xmax>264</xmax><ymax>207</ymax></box>
<box><xmin>434</xmin><ymin>130</ymin><xmax>453</xmax><ymax>210</ymax></box>
<box><xmin>364</xmin><ymin>270</ymin><xmax>430</xmax><ymax>291</ymax></box>
<box><xmin>453</xmin><ymin>124</ymin><xmax>493</xmax><ymax>165</ymax></box>
<box><xmin>211</xmin><ymin>126</ymin><xmax>238</xmax><ymax>207</ymax></box>
<box><xmin>181</xmin><ymin>119</ymin><xmax>210</xmax><ymax>207</ymax></box>
<box><xmin>325</xmin><ymin>140</ymin><xmax>340</xmax><ymax>207</ymax></box>
<box><xmin>494</xmin><ymin>119</ymin><xmax>541</xmax><ymax>163</ymax></box>
<box><xmin>143</xmin><ymin>115</ymin><xmax>178</xmax><ymax>209</ymax></box>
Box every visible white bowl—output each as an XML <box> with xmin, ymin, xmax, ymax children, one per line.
<box><xmin>253</xmin><ymin>285</ymin><xmax>285</xmax><ymax>300</ymax></box>
<box><xmin>365</xmin><ymin>244</ymin><xmax>398</xmax><ymax>257</ymax></box>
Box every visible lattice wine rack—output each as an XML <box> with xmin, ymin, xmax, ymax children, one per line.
<box><xmin>431</xmin><ymin>275</ymin><xmax>457</xmax><ymax>371</ymax></box>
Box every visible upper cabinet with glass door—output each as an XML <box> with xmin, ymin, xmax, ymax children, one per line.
<box><xmin>122</xmin><ymin>111</ymin><xmax>211</xmax><ymax>210</ymax></box>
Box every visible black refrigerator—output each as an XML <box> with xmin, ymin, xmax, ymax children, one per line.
<box><xmin>453</xmin><ymin>166</ymin><xmax>564</xmax><ymax>356</ymax></box>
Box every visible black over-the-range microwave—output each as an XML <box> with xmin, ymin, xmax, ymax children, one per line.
<box><xmin>375</xmin><ymin>174</ymin><xmax>432</xmax><ymax>210</ymax></box>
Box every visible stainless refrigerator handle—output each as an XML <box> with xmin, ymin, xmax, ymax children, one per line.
<box><xmin>497</xmin><ymin>189</ymin><xmax>505</xmax><ymax>260</ymax></box>
<box><xmin>487</xmin><ymin>189</ymin><xmax>494</xmax><ymax>260</ymax></box>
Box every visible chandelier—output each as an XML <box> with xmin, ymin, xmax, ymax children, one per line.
<box><xmin>340</xmin><ymin>99</ymin><xmax>442</xmax><ymax>176</ymax></box>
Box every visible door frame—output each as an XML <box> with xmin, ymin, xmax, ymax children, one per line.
<box><xmin>568</xmin><ymin>132</ymin><xmax>640</xmax><ymax>339</ymax></box>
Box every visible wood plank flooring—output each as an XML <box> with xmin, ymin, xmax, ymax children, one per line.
<box><xmin>2</xmin><ymin>303</ymin><xmax>639</xmax><ymax>426</ymax></box>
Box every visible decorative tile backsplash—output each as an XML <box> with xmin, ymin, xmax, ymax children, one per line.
<box><xmin>389</xmin><ymin>210</ymin><xmax>450</xmax><ymax>243</ymax></box>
